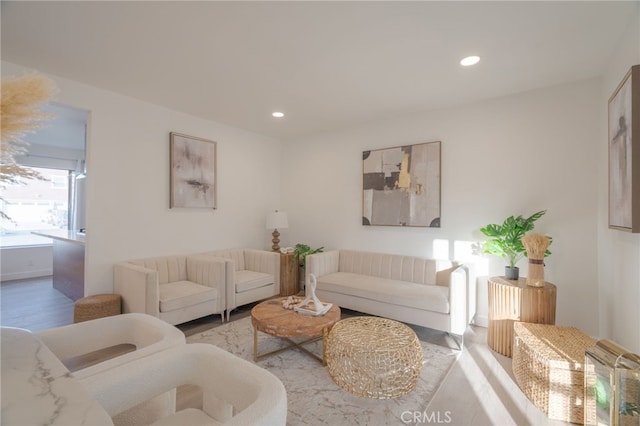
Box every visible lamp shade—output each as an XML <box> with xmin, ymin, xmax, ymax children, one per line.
<box><xmin>266</xmin><ymin>210</ymin><xmax>288</xmax><ymax>230</ymax></box>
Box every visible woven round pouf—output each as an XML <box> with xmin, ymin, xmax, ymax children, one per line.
<box><xmin>325</xmin><ymin>316</ymin><xmax>423</xmax><ymax>399</ymax></box>
<box><xmin>74</xmin><ymin>294</ymin><xmax>122</xmax><ymax>323</ymax></box>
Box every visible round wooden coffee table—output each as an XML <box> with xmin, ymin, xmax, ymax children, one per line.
<box><xmin>251</xmin><ymin>297</ymin><xmax>340</xmax><ymax>364</ymax></box>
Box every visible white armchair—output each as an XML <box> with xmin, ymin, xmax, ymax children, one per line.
<box><xmin>114</xmin><ymin>254</ymin><xmax>226</xmax><ymax>325</ymax></box>
<box><xmin>202</xmin><ymin>249</ymin><xmax>280</xmax><ymax>321</ymax></box>
<box><xmin>81</xmin><ymin>343</ymin><xmax>288</xmax><ymax>426</ymax></box>
<box><xmin>36</xmin><ymin>313</ymin><xmax>186</xmax><ymax>426</ymax></box>
<box><xmin>35</xmin><ymin>313</ymin><xmax>185</xmax><ymax>379</ymax></box>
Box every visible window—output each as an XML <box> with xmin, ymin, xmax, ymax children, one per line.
<box><xmin>1</xmin><ymin>167</ymin><xmax>71</xmax><ymax>247</ymax></box>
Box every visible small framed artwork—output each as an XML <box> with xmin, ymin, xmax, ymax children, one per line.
<box><xmin>363</xmin><ymin>140</ymin><xmax>441</xmax><ymax>227</ymax></box>
<box><xmin>608</xmin><ymin>65</ymin><xmax>639</xmax><ymax>232</ymax></box>
<box><xmin>170</xmin><ymin>132</ymin><xmax>217</xmax><ymax>209</ymax></box>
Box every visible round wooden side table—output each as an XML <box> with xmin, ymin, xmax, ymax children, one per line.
<box><xmin>487</xmin><ymin>276</ymin><xmax>556</xmax><ymax>358</ymax></box>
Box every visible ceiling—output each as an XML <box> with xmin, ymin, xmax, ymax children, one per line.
<box><xmin>1</xmin><ymin>1</ymin><xmax>635</xmax><ymax>141</ymax></box>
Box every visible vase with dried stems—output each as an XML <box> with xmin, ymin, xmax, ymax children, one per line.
<box><xmin>521</xmin><ymin>233</ymin><xmax>552</xmax><ymax>287</ymax></box>
<box><xmin>1</xmin><ymin>73</ymin><xmax>56</xmax><ymax>222</ymax></box>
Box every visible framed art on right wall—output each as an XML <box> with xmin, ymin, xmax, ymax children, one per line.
<box><xmin>609</xmin><ymin>65</ymin><xmax>640</xmax><ymax>233</ymax></box>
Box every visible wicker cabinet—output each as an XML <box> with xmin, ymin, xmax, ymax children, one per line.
<box><xmin>487</xmin><ymin>276</ymin><xmax>557</xmax><ymax>357</ymax></box>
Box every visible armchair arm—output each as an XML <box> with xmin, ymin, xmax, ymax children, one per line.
<box><xmin>81</xmin><ymin>344</ymin><xmax>287</xmax><ymax>426</ymax></box>
<box><xmin>306</xmin><ymin>250</ymin><xmax>340</xmax><ymax>285</ymax></box>
<box><xmin>186</xmin><ymin>255</ymin><xmax>227</xmax><ymax>313</ymax></box>
<box><xmin>114</xmin><ymin>262</ymin><xmax>160</xmax><ymax>318</ymax></box>
<box><xmin>446</xmin><ymin>264</ymin><xmax>470</xmax><ymax>336</ymax></box>
<box><xmin>35</xmin><ymin>313</ymin><xmax>185</xmax><ymax>379</ymax></box>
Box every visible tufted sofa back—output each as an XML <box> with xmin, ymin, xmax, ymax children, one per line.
<box><xmin>129</xmin><ymin>256</ymin><xmax>188</xmax><ymax>284</ymax></box>
<box><xmin>337</xmin><ymin>250</ymin><xmax>457</xmax><ymax>286</ymax></box>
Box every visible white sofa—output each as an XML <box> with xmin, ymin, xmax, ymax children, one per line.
<box><xmin>202</xmin><ymin>249</ymin><xmax>280</xmax><ymax>321</ymax></box>
<box><xmin>306</xmin><ymin>250</ymin><xmax>471</xmax><ymax>341</ymax></box>
<box><xmin>114</xmin><ymin>254</ymin><xmax>227</xmax><ymax>325</ymax></box>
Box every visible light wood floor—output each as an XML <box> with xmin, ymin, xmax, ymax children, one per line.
<box><xmin>1</xmin><ymin>277</ymin><xmax>571</xmax><ymax>425</ymax></box>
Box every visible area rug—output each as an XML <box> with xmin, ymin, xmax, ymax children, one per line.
<box><xmin>185</xmin><ymin>316</ymin><xmax>459</xmax><ymax>425</ymax></box>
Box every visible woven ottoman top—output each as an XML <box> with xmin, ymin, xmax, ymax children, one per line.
<box><xmin>514</xmin><ymin>322</ymin><xmax>596</xmax><ymax>370</ymax></box>
<box><xmin>330</xmin><ymin>316</ymin><xmax>418</xmax><ymax>351</ymax></box>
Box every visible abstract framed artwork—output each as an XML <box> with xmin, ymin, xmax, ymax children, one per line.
<box><xmin>170</xmin><ymin>132</ymin><xmax>217</xmax><ymax>209</ymax></box>
<box><xmin>608</xmin><ymin>65</ymin><xmax>639</xmax><ymax>233</ymax></box>
<box><xmin>363</xmin><ymin>141</ymin><xmax>441</xmax><ymax>227</ymax></box>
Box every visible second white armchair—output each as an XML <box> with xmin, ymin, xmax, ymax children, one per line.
<box><xmin>202</xmin><ymin>249</ymin><xmax>280</xmax><ymax>321</ymax></box>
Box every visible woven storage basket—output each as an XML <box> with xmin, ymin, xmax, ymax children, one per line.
<box><xmin>74</xmin><ymin>294</ymin><xmax>121</xmax><ymax>323</ymax></box>
<box><xmin>325</xmin><ymin>316</ymin><xmax>423</xmax><ymax>399</ymax></box>
<box><xmin>513</xmin><ymin>322</ymin><xmax>596</xmax><ymax>424</ymax></box>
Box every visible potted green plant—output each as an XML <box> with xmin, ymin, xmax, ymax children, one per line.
<box><xmin>293</xmin><ymin>243</ymin><xmax>324</xmax><ymax>287</ymax></box>
<box><xmin>293</xmin><ymin>243</ymin><xmax>324</xmax><ymax>268</ymax></box>
<box><xmin>480</xmin><ymin>210</ymin><xmax>549</xmax><ymax>280</ymax></box>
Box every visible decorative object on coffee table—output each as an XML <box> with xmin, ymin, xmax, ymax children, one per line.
<box><xmin>487</xmin><ymin>276</ymin><xmax>556</xmax><ymax>357</ymax></box>
<box><xmin>251</xmin><ymin>297</ymin><xmax>340</xmax><ymax>364</ymax></box>
<box><xmin>512</xmin><ymin>322</ymin><xmax>596</xmax><ymax>424</ymax></box>
<box><xmin>521</xmin><ymin>233</ymin><xmax>552</xmax><ymax>287</ymax></box>
<box><xmin>294</xmin><ymin>274</ymin><xmax>332</xmax><ymax>316</ymax></box>
<box><xmin>325</xmin><ymin>316</ymin><xmax>423</xmax><ymax>399</ymax></box>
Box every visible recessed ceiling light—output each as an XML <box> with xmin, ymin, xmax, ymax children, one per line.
<box><xmin>272</xmin><ymin>112</ymin><xmax>284</xmax><ymax>118</ymax></box>
<box><xmin>460</xmin><ymin>56</ymin><xmax>480</xmax><ymax>66</ymax></box>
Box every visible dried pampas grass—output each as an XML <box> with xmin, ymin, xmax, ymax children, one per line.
<box><xmin>1</xmin><ymin>73</ymin><xmax>56</xmax><ymax>221</ymax></box>
<box><xmin>2</xmin><ymin>73</ymin><xmax>55</xmax><ymax>147</ymax></box>
<box><xmin>522</xmin><ymin>233</ymin><xmax>551</xmax><ymax>287</ymax></box>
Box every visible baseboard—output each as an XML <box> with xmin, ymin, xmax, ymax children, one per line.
<box><xmin>0</xmin><ymin>269</ymin><xmax>52</xmax><ymax>282</ymax></box>
<box><xmin>473</xmin><ymin>314</ymin><xmax>488</xmax><ymax>328</ymax></box>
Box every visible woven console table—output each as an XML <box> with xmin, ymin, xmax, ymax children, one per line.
<box><xmin>325</xmin><ymin>317</ymin><xmax>423</xmax><ymax>399</ymax></box>
<box><xmin>487</xmin><ymin>276</ymin><xmax>557</xmax><ymax>357</ymax></box>
<box><xmin>513</xmin><ymin>322</ymin><xmax>596</xmax><ymax>424</ymax></box>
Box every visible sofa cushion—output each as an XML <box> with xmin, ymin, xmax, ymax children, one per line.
<box><xmin>159</xmin><ymin>281</ymin><xmax>218</xmax><ymax>313</ymax></box>
<box><xmin>316</xmin><ymin>272</ymin><xmax>449</xmax><ymax>314</ymax></box>
<box><xmin>235</xmin><ymin>270</ymin><xmax>273</xmax><ymax>293</ymax></box>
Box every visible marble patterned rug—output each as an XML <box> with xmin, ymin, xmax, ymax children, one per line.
<box><xmin>185</xmin><ymin>316</ymin><xmax>459</xmax><ymax>425</ymax></box>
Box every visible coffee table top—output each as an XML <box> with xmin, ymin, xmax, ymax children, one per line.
<box><xmin>251</xmin><ymin>297</ymin><xmax>341</xmax><ymax>338</ymax></box>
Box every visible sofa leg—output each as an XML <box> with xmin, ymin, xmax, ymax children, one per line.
<box><xmin>448</xmin><ymin>332</ymin><xmax>464</xmax><ymax>351</ymax></box>
<box><xmin>226</xmin><ymin>309</ymin><xmax>231</xmax><ymax>322</ymax></box>
<box><xmin>220</xmin><ymin>312</ymin><xmax>225</xmax><ymax>323</ymax></box>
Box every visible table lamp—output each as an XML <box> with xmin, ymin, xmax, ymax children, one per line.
<box><xmin>266</xmin><ymin>210</ymin><xmax>288</xmax><ymax>252</ymax></box>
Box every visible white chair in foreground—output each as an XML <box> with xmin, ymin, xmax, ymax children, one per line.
<box><xmin>35</xmin><ymin>313</ymin><xmax>185</xmax><ymax>379</ymax></box>
<box><xmin>81</xmin><ymin>343</ymin><xmax>288</xmax><ymax>426</ymax></box>
<box><xmin>36</xmin><ymin>313</ymin><xmax>187</xmax><ymax>426</ymax></box>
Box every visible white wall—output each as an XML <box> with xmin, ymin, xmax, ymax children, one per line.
<box><xmin>283</xmin><ymin>78</ymin><xmax>602</xmax><ymax>336</ymax></box>
<box><xmin>597</xmin><ymin>4</ymin><xmax>640</xmax><ymax>353</ymax></box>
<box><xmin>0</xmin><ymin>246</ymin><xmax>52</xmax><ymax>281</ymax></box>
<box><xmin>2</xmin><ymin>62</ymin><xmax>282</xmax><ymax>296</ymax></box>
